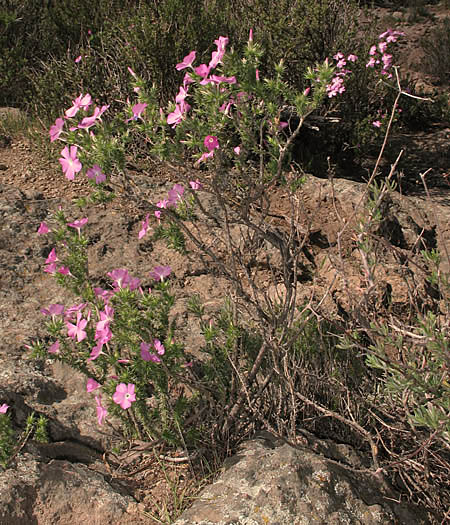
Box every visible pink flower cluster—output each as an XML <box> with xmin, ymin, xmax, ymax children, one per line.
<box><xmin>86</xmin><ymin>380</ymin><xmax>136</xmax><ymax>424</ymax></box>
<box><xmin>140</xmin><ymin>339</ymin><xmax>165</xmax><ymax>363</ymax></box>
<box><xmin>196</xmin><ymin>135</ymin><xmax>220</xmax><ymax>165</ymax></box>
<box><xmin>43</xmin><ymin>247</ymin><xmax>71</xmax><ymax>276</ymax></box>
<box><xmin>38</xmin><ymin>259</ymin><xmax>175</xmax><ymax>424</ymax></box>
<box><xmin>166</xmin><ymin>36</ymin><xmax>236</xmax><ymax>127</ymax></box>
<box><xmin>49</xmin><ymin>92</ymin><xmax>110</xmax><ymax>183</ymax></box>
<box><xmin>326</xmin><ymin>52</ymin><xmax>358</xmax><ymax>98</ymax></box>
<box><xmin>366</xmin><ymin>28</ymin><xmax>404</xmax><ymax>77</ymax></box>
<box><xmin>138</xmin><ymin>180</ymin><xmax>200</xmax><ymax>239</ymax></box>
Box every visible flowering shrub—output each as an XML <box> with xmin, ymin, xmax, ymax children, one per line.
<box><xmin>29</xmin><ymin>32</ymin><xmax>356</xmax><ymax>446</ymax></box>
<box><xmin>30</xmin><ymin>206</ymin><xmax>194</xmax><ymax>442</ymax></box>
<box><xmin>26</xmin><ymin>31</ymin><xmax>450</xmax><ymax>518</ymax></box>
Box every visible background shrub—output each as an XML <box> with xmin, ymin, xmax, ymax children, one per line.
<box><xmin>421</xmin><ymin>16</ymin><xmax>450</xmax><ymax>85</ymax></box>
<box><xmin>2</xmin><ymin>0</ymin><xmax>360</xmax><ymax>118</ymax></box>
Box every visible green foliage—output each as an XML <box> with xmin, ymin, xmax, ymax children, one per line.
<box><xmin>0</xmin><ymin>412</ymin><xmax>14</xmax><ymax>468</ymax></box>
<box><xmin>366</xmin><ymin>310</ymin><xmax>450</xmax><ymax>443</ymax></box>
<box><xmin>1</xmin><ymin>0</ymin><xmax>360</xmax><ymax>118</ymax></box>
<box><xmin>0</xmin><ymin>410</ymin><xmax>48</xmax><ymax>469</ymax></box>
<box><xmin>0</xmin><ymin>0</ymin><xmax>137</xmax><ymax>108</ymax></box>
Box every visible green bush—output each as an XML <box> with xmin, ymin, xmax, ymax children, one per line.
<box><xmin>0</xmin><ymin>0</ymin><xmax>137</xmax><ymax>108</ymax></box>
<box><xmin>2</xmin><ymin>1</ymin><xmax>360</xmax><ymax>117</ymax></box>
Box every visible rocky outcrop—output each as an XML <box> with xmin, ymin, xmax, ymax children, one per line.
<box><xmin>175</xmin><ymin>431</ymin><xmax>430</xmax><ymax>525</ymax></box>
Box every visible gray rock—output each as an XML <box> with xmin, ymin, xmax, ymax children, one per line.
<box><xmin>0</xmin><ymin>453</ymin><xmax>146</xmax><ymax>525</ymax></box>
<box><xmin>174</xmin><ymin>432</ymin><xmax>430</xmax><ymax>525</ymax></box>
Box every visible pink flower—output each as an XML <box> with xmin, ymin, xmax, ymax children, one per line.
<box><xmin>369</xmin><ymin>45</ymin><xmax>377</xmax><ymax>56</ymax></box>
<box><xmin>382</xmin><ymin>54</ymin><xmax>392</xmax><ymax>68</ymax></box>
<box><xmin>347</xmin><ymin>54</ymin><xmax>358</xmax><ymax>62</ymax></box>
<box><xmin>249</xmin><ymin>28</ymin><xmax>253</xmax><ymax>42</ymax></box>
<box><xmin>183</xmin><ymin>73</ymin><xmax>194</xmax><ymax>87</ymax></box>
<box><xmin>95</xmin><ymin>307</ymin><xmax>114</xmax><ymax>337</ymax></box>
<box><xmin>41</xmin><ymin>304</ymin><xmax>65</xmax><ymax>316</ymax></box>
<box><xmin>59</xmin><ymin>146</ymin><xmax>82</xmax><ymax>180</ymax></box>
<box><xmin>234</xmin><ymin>146</ymin><xmax>241</xmax><ymax>155</ymax></box>
<box><xmin>167</xmin><ymin>104</ymin><xmax>185</xmax><ymax>127</ymax></box>
<box><xmin>94</xmin><ymin>287</ymin><xmax>114</xmax><ymax>303</ymax></box>
<box><xmin>125</xmin><ymin>103</ymin><xmax>148</xmax><ymax>123</ymax></box>
<box><xmin>0</xmin><ymin>403</ymin><xmax>9</xmax><ymax>414</ymax></box>
<box><xmin>44</xmin><ymin>262</ymin><xmax>57</xmax><ymax>274</ymax></box>
<box><xmin>65</xmin><ymin>93</ymin><xmax>92</xmax><ymax>118</ymax></box>
<box><xmin>209</xmin><ymin>75</ymin><xmax>236</xmax><ymax>85</ymax></box>
<box><xmin>140</xmin><ymin>341</ymin><xmax>164</xmax><ymax>363</ymax></box>
<box><xmin>45</xmin><ymin>248</ymin><xmax>58</xmax><ymax>264</ymax></box>
<box><xmin>153</xmin><ymin>338</ymin><xmax>165</xmax><ymax>356</ymax></box>
<box><xmin>194</xmin><ymin>63</ymin><xmax>210</xmax><ymax>78</ymax></box>
<box><xmin>149</xmin><ymin>265</ymin><xmax>171</xmax><ymax>281</ymax></box>
<box><xmin>127</xmin><ymin>66</ymin><xmax>137</xmax><ymax>78</ymax></box>
<box><xmin>378</xmin><ymin>42</ymin><xmax>387</xmax><ymax>53</ymax></box>
<box><xmin>167</xmin><ymin>183</ymin><xmax>184</xmax><ymax>207</ymax></box>
<box><xmin>75</xmin><ymin>55</ymin><xmax>82</xmax><ymax>63</ymax></box>
<box><xmin>176</xmin><ymin>50</ymin><xmax>196</xmax><ymax>71</ymax></box>
<box><xmin>38</xmin><ymin>222</ymin><xmax>49</xmax><ymax>234</ymax></box>
<box><xmin>87</xmin><ymin>378</ymin><xmax>100</xmax><ymax>392</ymax></box>
<box><xmin>189</xmin><ymin>179</ymin><xmax>202</xmax><ymax>190</ymax></box>
<box><xmin>108</xmin><ymin>268</ymin><xmax>130</xmax><ymax>289</ymax></box>
<box><xmin>86</xmin><ymin>164</ymin><xmax>106</xmax><ymax>184</ymax></box>
<box><xmin>50</xmin><ymin>118</ymin><xmax>65</xmax><ymax>142</ymax></box>
<box><xmin>195</xmin><ymin>150</ymin><xmax>214</xmax><ymax>166</ymax></box>
<box><xmin>373</xmin><ymin>120</ymin><xmax>382</xmax><ymax>128</ymax></box>
<box><xmin>95</xmin><ymin>395</ymin><xmax>107</xmax><ymax>425</ymax></box>
<box><xmin>157</xmin><ymin>198</ymin><xmax>169</xmax><ymax>209</ymax></box>
<box><xmin>44</xmin><ymin>248</ymin><xmax>59</xmax><ymax>273</ymax></box>
<box><xmin>48</xmin><ymin>341</ymin><xmax>60</xmax><ymax>354</ymax></box>
<box><xmin>68</xmin><ymin>217</ymin><xmax>88</xmax><ymax>232</ymax></box>
<box><xmin>366</xmin><ymin>57</ymin><xmax>377</xmax><ymax>68</ymax></box>
<box><xmin>76</xmin><ymin>105</ymin><xmax>108</xmax><ymax>130</ymax></box>
<box><xmin>379</xmin><ymin>28</ymin><xmax>404</xmax><ymax>43</ymax></box>
<box><xmin>138</xmin><ymin>213</ymin><xmax>150</xmax><ymax>239</ymax></box>
<box><xmin>209</xmin><ymin>50</ymin><xmax>221</xmax><ymax>70</ymax></box>
<box><xmin>112</xmin><ymin>383</ymin><xmax>136</xmax><ymax>409</ymax></box>
<box><xmin>326</xmin><ymin>76</ymin><xmax>345</xmax><ymax>98</ymax></box>
<box><xmin>77</xmin><ymin>115</ymin><xmax>97</xmax><ymax>130</ymax></box>
<box><xmin>204</xmin><ymin>135</ymin><xmax>219</xmax><ymax>151</ymax></box>
<box><xmin>214</xmin><ymin>36</ymin><xmax>229</xmax><ymax>52</ymax></box>
<box><xmin>64</xmin><ymin>302</ymin><xmax>87</xmax><ymax>321</ymax></box>
<box><xmin>66</xmin><ymin>311</ymin><xmax>88</xmax><ymax>342</ymax></box>
<box><xmin>89</xmin><ymin>344</ymin><xmax>104</xmax><ymax>361</ymax></box>
<box><xmin>175</xmin><ymin>86</ymin><xmax>188</xmax><ymax>104</ymax></box>
<box><xmin>140</xmin><ymin>341</ymin><xmax>159</xmax><ymax>362</ymax></box>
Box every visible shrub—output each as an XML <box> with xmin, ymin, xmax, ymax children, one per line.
<box><xmin>421</xmin><ymin>16</ymin><xmax>450</xmax><ymax>86</ymax></box>
<box><xmin>0</xmin><ymin>0</ymin><xmax>137</xmax><ymax>108</ymax></box>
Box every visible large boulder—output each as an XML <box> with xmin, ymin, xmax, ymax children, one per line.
<box><xmin>175</xmin><ymin>431</ymin><xmax>430</xmax><ymax>525</ymax></box>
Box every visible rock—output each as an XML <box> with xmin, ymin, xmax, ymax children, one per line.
<box><xmin>174</xmin><ymin>432</ymin><xmax>430</xmax><ymax>525</ymax></box>
<box><xmin>0</xmin><ymin>453</ymin><xmax>147</xmax><ymax>525</ymax></box>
